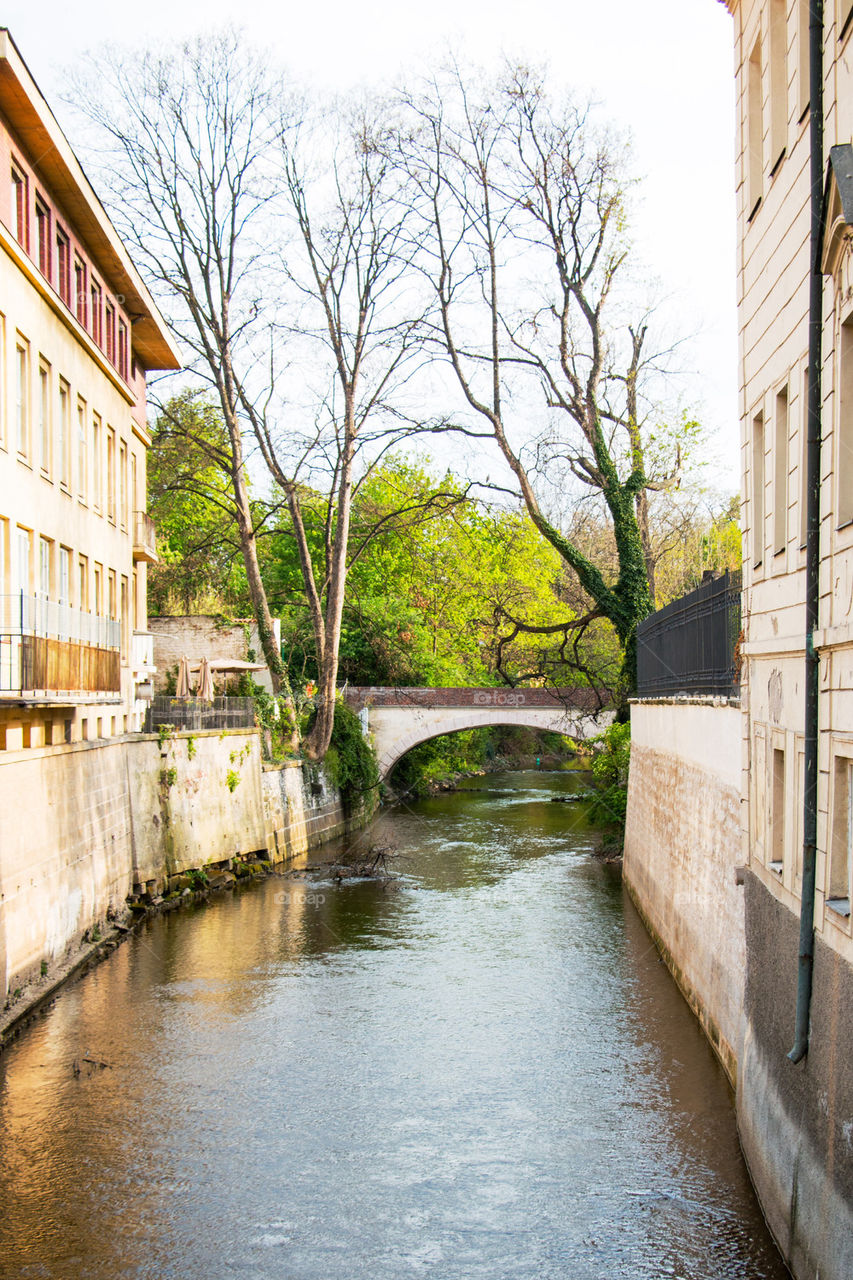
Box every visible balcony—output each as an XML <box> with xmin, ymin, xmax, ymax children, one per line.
<box><xmin>0</xmin><ymin>593</ymin><xmax>121</xmax><ymax>699</ymax></box>
<box><xmin>133</xmin><ymin>511</ymin><xmax>158</xmax><ymax>564</ymax></box>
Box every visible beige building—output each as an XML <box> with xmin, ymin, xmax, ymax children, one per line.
<box><xmin>0</xmin><ymin>30</ymin><xmax>179</xmax><ymax>749</ymax></box>
<box><xmin>724</xmin><ymin>0</ymin><xmax>853</xmax><ymax>966</ymax></box>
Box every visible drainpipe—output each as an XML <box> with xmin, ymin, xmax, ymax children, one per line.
<box><xmin>788</xmin><ymin>0</ymin><xmax>824</xmax><ymax>1064</ymax></box>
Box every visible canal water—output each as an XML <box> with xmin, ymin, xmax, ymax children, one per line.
<box><xmin>0</xmin><ymin>770</ymin><xmax>789</xmax><ymax>1280</ymax></box>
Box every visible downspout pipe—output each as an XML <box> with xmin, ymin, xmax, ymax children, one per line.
<box><xmin>788</xmin><ymin>0</ymin><xmax>824</xmax><ymax>1064</ymax></box>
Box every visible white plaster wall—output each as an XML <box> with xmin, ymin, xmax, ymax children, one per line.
<box><xmin>624</xmin><ymin>701</ymin><xmax>745</xmax><ymax>1081</ymax></box>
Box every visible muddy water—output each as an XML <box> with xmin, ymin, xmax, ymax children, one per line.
<box><xmin>0</xmin><ymin>770</ymin><xmax>788</xmax><ymax>1279</ymax></box>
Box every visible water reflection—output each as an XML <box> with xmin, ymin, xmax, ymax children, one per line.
<box><xmin>0</xmin><ymin>770</ymin><xmax>787</xmax><ymax>1280</ymax></box>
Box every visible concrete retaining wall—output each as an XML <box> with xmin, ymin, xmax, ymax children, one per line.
<box><xmin>0</xmin><ymin>731</ymin><xmax>366</xmax><ymax>1000</ymax></box>
<box><xmin>623</xmin><ymin>699</ymin><xmax>745</xmax><ymax>1083</ymax></box>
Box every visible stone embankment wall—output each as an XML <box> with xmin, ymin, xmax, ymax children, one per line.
<box><xmin>623</xmin><ymin>698</ymin><xmax>745</xmax><ymax>1083</ymax></box>
<box><xmin>624</xmin><ymin>697</ymin><xmax>853</xmax><ymax>1280</ymax></box>
<box><xmin>0</xmin><ymin>730</ymin><xmax>363</xmax><ymax>1001</ymax></box>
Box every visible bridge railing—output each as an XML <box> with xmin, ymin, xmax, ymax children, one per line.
<box><xmin>342</xmin><ymin>685</ymin><xmax>604</xmax><ymax>710</ymax></box>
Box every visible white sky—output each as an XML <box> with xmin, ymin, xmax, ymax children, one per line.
<box><xmin>5</xmin><ymin>0</ymin><xmax>739</xmax><ymax>487</ymax></box>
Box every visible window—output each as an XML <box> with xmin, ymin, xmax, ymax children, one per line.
<box><xmin>770</xmin><ymin>745</ymin><xmax>785</xmax><ymax>873</ymax></box>
<box><xmin>752</xmin><ymin>410</ymin><xmax>765</xmax><ymax>566</ymax></box>
<box><xmin>119</xmin><ymin>440</ymin><xmax>128</xmax><ymax>528</ymax></box>
<box><xmin>107</xmin><ymin>426</ymin><xmax>116</xmax><ymax>522</ymax></box>
<box><xmin>108</xmin><ymin>569</ymin><xmax>117</xmax><ymax>621</ymax></box>
<box><xmin>93</xmin><ymin>563</ymin><xmax>102</xmax><ymax>615</ymax></box>
<box><xmin>132</xmin><ymin>567</ymin><xmax>138</xmax><ymax>630</ymax></box>
<box><xmin>799</xmin><ymin>1</ymin><xmax>811</xmax><ymax>118</ymax></box>
<box><xmin>15</xmin><ymin>339</ymin><xmax>29</xmax><ymax>458</ymax></box>
<box><xmin>118</xmin><ymin>321</ymin><xmax>129</xmax><ymax>381</ymax></box>
<box><xmin>77</xmin><ymin>396</ymin><xmax>88</xmax><ymax>502</ymax></box>
<box><xmin>838</xmin><ymin>314</ymin><xmax>853</xmax><ymax>527</ymax></box>
<box><xmin>11</xmin><ymin>163</ymin><xmax>27</xmax><ymax>248</ymax></box>
<box><xmin>58</xmin><ymin>378</ymin><xmax>71</xmax><ymax>489</ymax></box>
<box><xmin>0</xmin><ymin>311</ymin><xmax>5</xmax><ymax>449</ymax></box>
<box><xmin>769</xmin><ymin>0</ymin><xmax>788</xmax><ymax>171</ymax></box>
<box><xmin>774</xmin><ymin>386</ymin><xmax>788</xmax><ymax>554</ymax></box>
<box><xmin>16</xmin><ymin>527</ymin><xmax>31</xmax><ymax>596</ymax></box>
<box><xmin>120</xmin><ymin>575</ymin><xmax>129</xmax><ymax>656</ymax></box>
<box><xmin>38</xmin><ymin>359</ymin><xmax>51</xmax><ymax>477</ymax></box>
<box><xmin>828</xmin><ymin>754</ymin><xmax>853</xmax><ymax>917</ymax></box>
<box><xmin>56</xmin><ymin>226</ymin><xmax>71</xmax><ymax>307</ymax></box>
<box><xmin>39</xmin><ymin>536</ymin><xmax>51</xmax><ymax>597</ymax></box>
<box><xmin>58</xmin><ymin>546</ymin><xmax>70</xmax><ymax>606</ymax></box>
<box><xmin>92</xmin><ymin>414</ymin><xmax>102</xmax><ymax>510</ymax></box>
<box><xmin>801</xmin><ymin>367</ymin><xmax>809</xmax><ymax>548</ymax></box>
<box><xmin>78</xmin><ymin>554</ymin><xmax>89</xmax><ymax>612</ymax></box>
<box><xmin>131</xmin><ymin>453</ymin><xmax>138</xmax><ymax>514</ymax></box>
<box><xmin>35</xmin><ymin>196</ymin><xmax>50</xmax><ymax>277</ymax></box>
<box><xmin>748</xmin><ymin>37</ymin><xmax>763</xmax><ymax>216</ymax></box>
<box><xmin>840</xmin><ymin>0</ymin><xmax>853</xmax><ymax>43</ymax></box>
<box><xmin>90</xmin><ymin>280</ymin><xmax>102</xmax><ymax>346</ymax></box>
<box><xmin>105</xmin><ymin>303</ymin><xmax>115</xmax><ymax>364</ymax></box>
<box><xmin>74</xmin><ymin>257</ymin><xmax>87</xmax><ymax>327</ymax></box>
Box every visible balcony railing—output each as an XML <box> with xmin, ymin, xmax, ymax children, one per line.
<box><xmin>133</xmin><ymin>510</ymin><xmax>158</xmax><ymax>564</ymax></box>
<box><xmin>635</xmin><ymin>571</ymin><xmax>742</xmax><ymax>699</ymax></box>
<box><xmin>144</xmin><ymin>696</ymin><xmax>256</xmax><ymax>733</ymax></box>
<box><xmin>0</xmin><ymin>592</ymin><xmax>121</xmax><ymax>697</ymax></box>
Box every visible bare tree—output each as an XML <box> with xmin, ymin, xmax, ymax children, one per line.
<box><xmin>396</xmin><ymin>64</ymin><xmax>686</xmax><ymax>701</ymax></box>
<box><xmin>243</xmin><ymin>105</ymin><xmax>434</xmax><ymax>756</ymax></box>
<box><xmin>70</xmin><ymin>31</ymin><xmax>289</xmax><ymax>692</ymax></box>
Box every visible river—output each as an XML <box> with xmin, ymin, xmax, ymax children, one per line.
<box><xmin>0</xmin><ymin>769</ymin><xmax>788</xmax><ymax>1280</ymax></box>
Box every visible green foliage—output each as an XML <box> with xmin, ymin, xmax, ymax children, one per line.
<box><xmin>160</xmin><ymin>766</ymin><xmax>178</xmax><ymax>789</ymax></box>
<box><xmin>157</xmin><ymin>724</ymin><xmax>175</xmax><ymax>750</ymax></box>
<box><xmin>390</xmin><ymin>725</ymin><xmax>576</xmax><ymax>795</ymax></box>
<box><xmin>271</xmin><ymin>457</ymin><xmax>618</xmax><ymax>691</ymax></box>
<box><xmin>186</xmin><ymin>736</ymin><xmax>197</xmax><ymax>761</ymax></box>
<box><xmin>323</xmin><ymin>700</ymin><xmax>379</xmax><ymax>810</ymax></box>
<box><xmin>187</xmin><ymin>867</ymin><xmax>209</xmax><ymax>890</ymax></box>
<box><xmin>147</xmin><ymin>391</ymin><xmax>254</xmax><ymax>615</ymax></box>
<box><xmin>588</xmin><ymin>722</ymin><xmax>631</xmax><ymax>834</ymax></box>
<box><xmin>40</xmin><ymin>960</ymin><xmax>48</xmax><ymax>977</ymax></box>
<box><xmin>226</xmin><ymin>769</ymin><xmax>241</xmax><ymax>793</ymax></box>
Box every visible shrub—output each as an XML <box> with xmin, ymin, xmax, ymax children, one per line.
<box><xmin>588</xmin><ymin>721</ymin><xmax>631</xmax><ymax>834</ymax></box>
<box><xmin>323</xmin><ymin>700</ymin><xmax>379</xmax><ymax>810</ymax></box>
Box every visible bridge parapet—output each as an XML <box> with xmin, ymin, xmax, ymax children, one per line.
<box><xmin>342</xmin><ymin>685</ymin><xmax>603</xmax><ymax>711</ymax></box>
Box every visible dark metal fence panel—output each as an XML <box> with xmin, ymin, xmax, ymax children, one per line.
<box><xmin>144</xmin><ymin>696</ymin><xmax>256</xmax><ymax>733</ymax></box>
<box><xmin>636</xmin><ymin>571</ymin><xmax>742</xmax><ymax>698</ymax></box>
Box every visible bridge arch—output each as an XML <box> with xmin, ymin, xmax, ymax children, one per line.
<box><xmin>343</xmin><ymin>687</ymin><xmax>610</xmax><ymax>780</ymax></box>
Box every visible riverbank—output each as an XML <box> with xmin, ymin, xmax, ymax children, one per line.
<box><xmin>0</xmin><ymin>728</ymin><xmax>374</xmax><ymax>1035</ymax></box>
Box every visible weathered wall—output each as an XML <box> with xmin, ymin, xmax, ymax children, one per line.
<box><xmin>148</xmin><ymin>616</ymin><xmax>280</xmax><ymax>693</ymax></box>
<box><xmin>623</xmin><ymin>699</ymin><xmax>745</xmax><ymax>1083</ymax></box>
<box><xmin>738</xmin><ymin>873</ymin><xmax>853</xmax><ymax>1280</ymax></box>
<box><xmin>0</xmin><ymin>730</ymin><xmax>362</xmax><ymax>1000</ymax></box>
<box><xmin>262</xmin><ymin>761</ymin><xmax>355</xmax><ymax>862</ymax></box>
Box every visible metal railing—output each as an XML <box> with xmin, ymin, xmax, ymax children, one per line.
<box><xmin>0</xmin><ymin>591</ymin><xmax>121</xmax><ymax>696</ymax></box>
<box><xmin>636</xmin><ymin>571</ymin><xmax>742</xmax><ymax>699</ymax></box>
<box><xmin>144</xmin><ymin>696</ymin><xmax>257</xmax><ymax>733</ymax></box>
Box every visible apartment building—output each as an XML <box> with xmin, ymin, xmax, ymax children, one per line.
<box><xmin>720</xmin><ymin>2</ymin><xmax>853</xmax><ymax>1273</ymax></box>
<box><xmin>0</xmin><ymin>30</ymin><xmax>179</xmax><ymax>749</ymax></box>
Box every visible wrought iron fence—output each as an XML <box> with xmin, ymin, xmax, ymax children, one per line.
<box><xmin>144</xmin><ymin>696</ymin><xmax>257</xmax><ymax>733</ymax></box>
<box><xmin>636</xmin><ymin>571</ymin><xmax>742</xmax><ymax>699</ymax></box>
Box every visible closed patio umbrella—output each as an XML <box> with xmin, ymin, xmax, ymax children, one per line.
<box><xmin>197</xmin><ymin>656</ymin><xmax>214</xmax><ymax>702</ymax></box>
<box><xmin>175</xmin><ymin>655</ymin><xmax>191</xmax><ymax>698</ymax></box>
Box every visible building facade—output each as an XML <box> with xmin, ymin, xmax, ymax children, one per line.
<box><xmin>0</xmin><ymin>30</ymin><xmax>179</xmax><ymax>749</ymax></box>
<box><xmin>722</xmin><ymin>2</ymin><xmax>853</xmax><ymax>1274</ymax></box>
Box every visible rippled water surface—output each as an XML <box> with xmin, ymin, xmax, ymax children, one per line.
<box><xmin>0</xmin><ymin>770</ymin><xmax>789</xmax><ymax>1279</ymax></box>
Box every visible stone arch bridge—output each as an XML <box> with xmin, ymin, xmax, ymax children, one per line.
<box><xmin>342</xmin><ymin>686</ymin><xmax>611</xmax><ymax>780</ymax></box>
